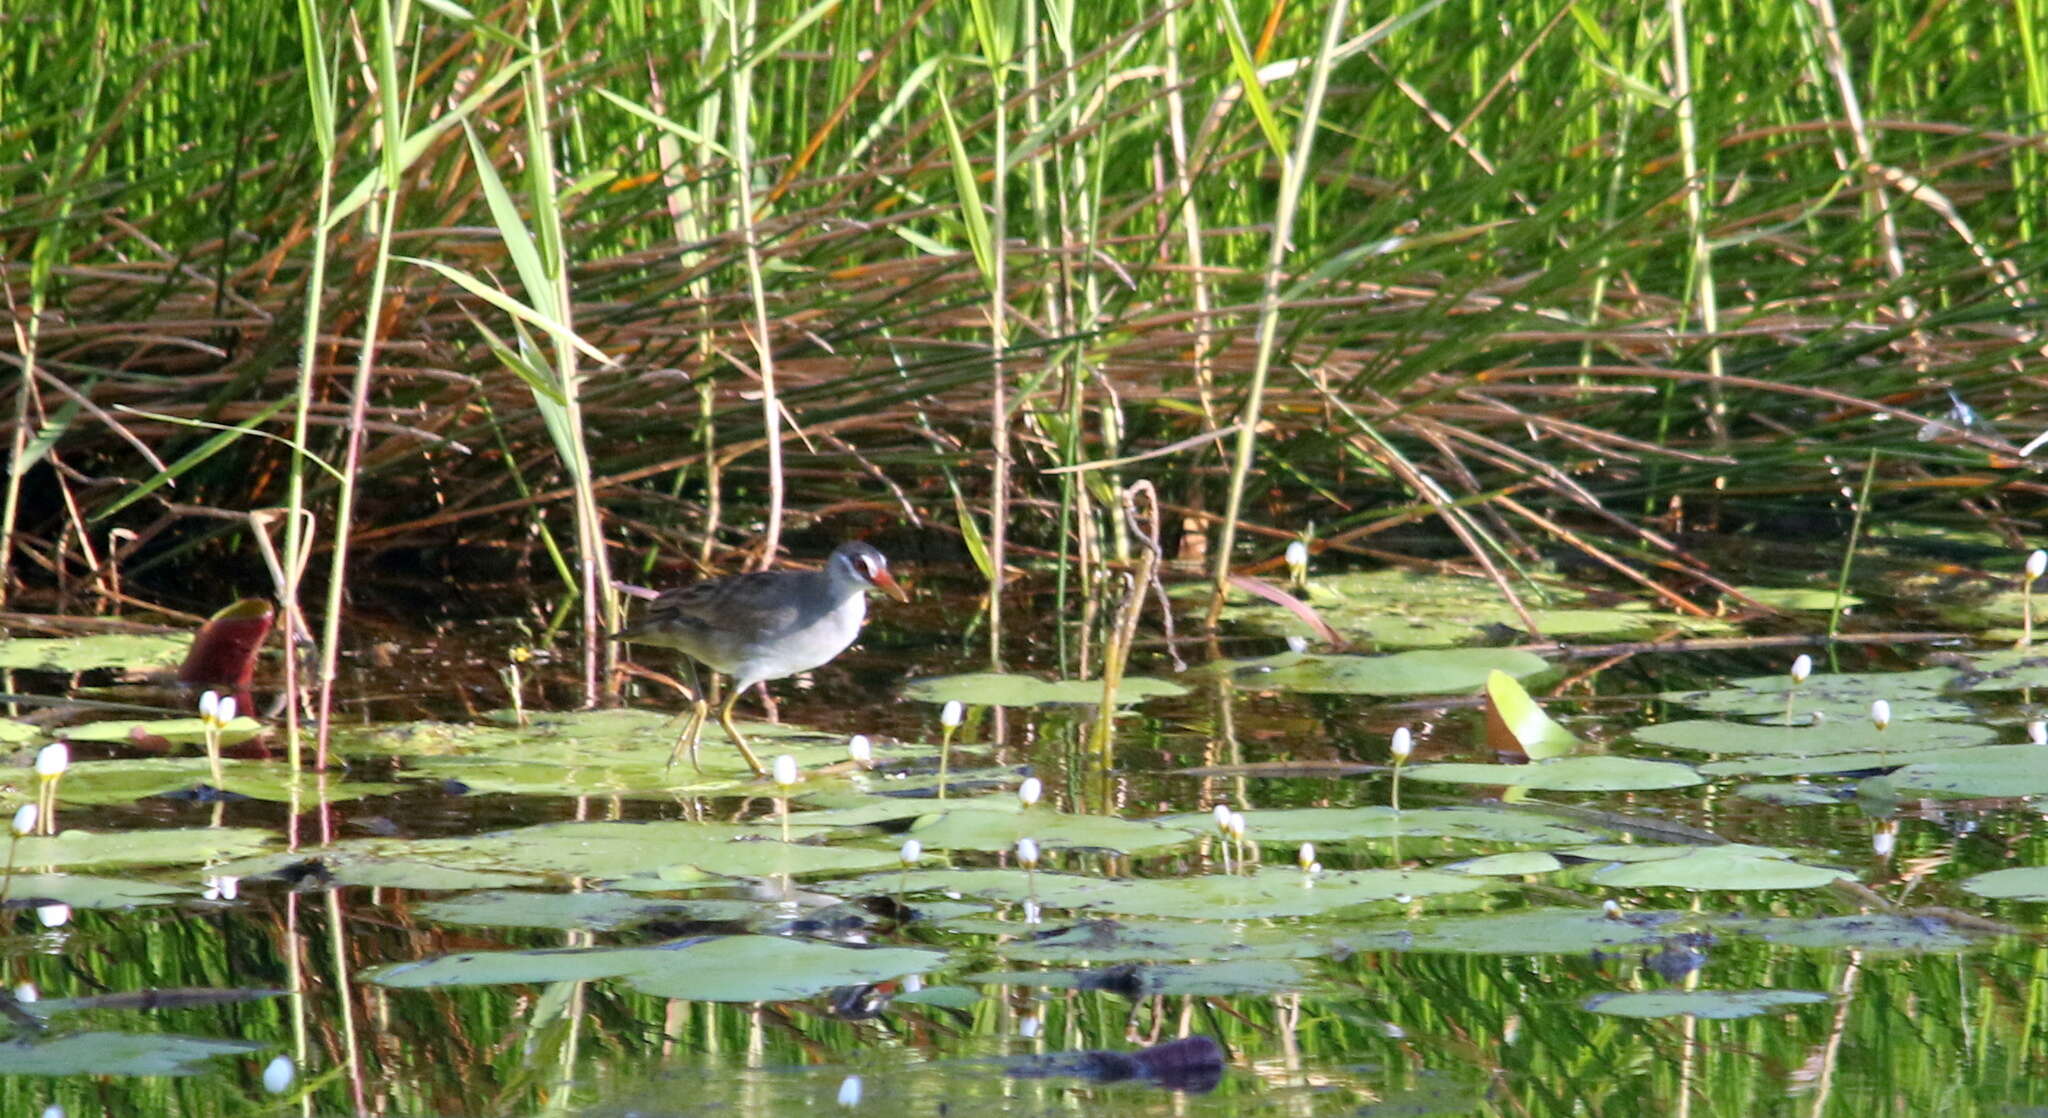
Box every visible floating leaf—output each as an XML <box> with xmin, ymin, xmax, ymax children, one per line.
<box><xmin>1587</xmin><ymin>845</ymin><xmax>1850</xmax><ymax>890</ymax></box>
<box><xmin>9</xmin><ymin>827</ymin><xmax>274</xmax><ymax>869</ymax></box>
<box><xmin>1881</xmin><ymin>745</ymin><xmax>2048</xmax><ymax>798</ymax></box>
<box><xmin>1336</xmin><ymin>908</ymin><xmax>1693</xmax><ymax>954</ymax></box>
<box><xmin>412</xmin><ymin>891</ymin><xmax>758</xmax><ymax>931</ymax></box>
<box><xmin>1405</xmin><ymin>756</ymin><xmax>1701</xmax><ymax>792</ymax></box>
<box><xmin>900</xmin><ymin>672</ymin><xmax>1187</xmax><ymax>707</ymax></box>
<box><xmin>1484</xmin><ymin>669</ymin><xmax>1581</xmax><ymax>760</ymax></box>
<box><xmin>1443</xmin><ymin>852</ymin><xmax>1564</xmax><ymax>876</ymax></box>
<box><xmin>995</xmin><ymin>918</ymin><xmax>1331</xmax><ymax>964</ymax></box>
<box><xmin>1248</xmin><ymin>649</ymin><xmax>1550</xmax><ymax>696</ymax></box>
<box><xmin>1732</xmin><ymin>783</ymin><xmax>1849</xmax><ymax>807</ymax></box>
<box><xmin>1719</xmin><ymin>913</ymin><xmax>1984</xmax><ymax>951</ymax></box>
<box><xmin>52</xmin><ymin>759</ymin><xmax>398</xmax><ymax>806</ymax></box>
<box><xmin>0</xmin><ymin>1032</ymin><xmax>267</xmax><ymax>1076</ymax></box>
<box><xmin>1947</xmin><ymin>649</ymin><xmax>2048</xmax><ymax>693</ymax></box>
<box><xmin>839</xmin><ymin>866</ymin><xmax>1487</xmax><ymax>919</ymax></box>
<box><xmin>1660</xmin><ymin>668</ymin><xmax>1965</xmax><ymax>722</ymax></box>
<box><xmin>1633</xmin><ymin>719</ymin><xmax>1994</xmax><ymax>756</ymax></box>
<box><xmin>1582</xmin><ymin>989</ymin><xmax>1829</xmax><ymax>1019</ymax></box>
<box><xmin>0</xmin><ymin>874</ymin><xmax>193</xmax><ymax>909</ymax></box>
<box><xmin>1960</xmin><ymin>865</ymin><xmax>2048</xmax><ymax>901</ymax></box>
<box><xmin>906</xmin><ymin>809</ymin><xmax>1190</xmax><ymax>855</ymax></box>
<box><xmin>961</xmin><ymin>958</ymin><xmax>1310</xmax><ymax>997</ymax></box>
<box><xmin>1151</xmin><ymin>806</ymin><xmax>1606</xmax><ymax>846</ymax></box>
<box><xmin>619</xmin><ymin>937</ymin><xmax>948</xmax><ymax>1001</ymax></box>
<box><xmin>1733</xmin><ymin>587</ymin><xmax>1860</xmax><ymax>611</ymax></box>
<box><xmin>0</xmin><ymin>634</ymin><xmax>192</xmax><ymax>673</ymax></box>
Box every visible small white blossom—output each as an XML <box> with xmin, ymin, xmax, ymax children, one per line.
<box><xmin>1015</xmin><ymin>837</ymin><xmax>1039</xmax><ymax>868</ymax></box>
<box><xmin>35</xmin><ymin>903</ymin><xmax>69</xmax><ymax>928</ymax></box>
<box><xmin>1790</xmin><ymin>654</ymin><xmax>1812</xmax><ymax>684</ymax></box>
<box><xmin>899</xmin><ymin>839</ymin><xmax>923</xmax><ymax>867</ymax></box>
<box><xmin>1017</xmin><ymin>777</ymin><xmax>1042</xmax><ymax>807</ymax></box>
<box><xmin>2030</xmin><ymin>549</ymin><xmax>2047</xmax><ymax>580</ymax></box>
<box><xmin>11</xmin><ymin>804</ymin><xmax>37</xmax><ymax>837</ymax></box>
<box><xmin>263</xmin><ymin>1055</ymin><xmax>296</xmax><ymax>1095</ymax></box>
<box><xmin>1390</xmin><ymin>727</ymin><xmax>1413</xmax><ymax>761</ymax></box>
<box><xmin>1870</xmin><ymin>699</ymin><xmax>1892</xmax><ymax>732</ymax></box>
<box><xmin>846</xmin><ymin>735</ymin><xmax>873</xmax><ymax>764</ymax></box>
<box><xmin>836</xmin><ymin>1075</ymin><xmax>862</xmax><ymax>1108</ymax></box>
<box><xmin>33</xmin><ymin>744</ymin><xmax>67</xmax><ymax>779</ymax></box>
<box><xmin>772</xmin><ymin>754</ymin><xmax>799</xmax><ymax>788</ymax></box>
<box><xmin>940</xmin><ymin>701</ymin><xmax>964</xmax><ymax>728</ymax></box>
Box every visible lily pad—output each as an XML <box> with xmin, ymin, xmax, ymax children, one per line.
<box><xmin>1660</xmin><ymin>668</ymin><xmax>1967</xmax><ymax>722</ymax></box>
<box><xmin>1484</xmin><ymin>669</ymin><xmax>1581</xmax><ymax>760</ymax></box>
<box><xmin>1734</xmin><ymin>587</ymin><xmax>1860</xmax><ymax>611</ymax></box>
<box><xmin>0</xmin><ymin>874</ymin><xmax>193</xmax><ymax>909</ymax></box>
<box><xmin>8</xmin><ymin>827</ymin><xmax>274</xmax><ymax>869</ymax></box>
<box><xmin>1582</xmin><ymin>989</ymin><xmax>1829</xmax><ymax>1019</ymax></box>
<box><xmin>1587</xmin><ymin>845</ymin><xmax>1850</xmax><ymax>890</ymax></box>
<box><xmin>1960</xmin><ymin>865</ymin><xmax>2048</xmax><ymax>901</ymax></box>
<box><xmin>1947</xmin><ymin>649</ymin><xmax>2048</xmax><ymax>693</ymax></box>
<box><xmin>0</xmin><ymin>634</ymin><xmax>193</xmax><ymax>673</ymax></box>
<box><xmin>1720</xmin><ymin>913</ymin><xmax>1985</xmax><ymax>951</ymax></box>
<box><xmin>845</xmin><ymin>866</ymin><xmax>1488</xmax><ymax>919</ymax></box>
<box><xmin>900</xmin><ymin>672</ymin><xmax>1187</xmax><ymax>707</ymax></box>
<box><xmin>0</xmin><ymin>1031</ymin><xmax>267</xmax><ymax>1076</ymax></box>
<box><xmin>995</xmin><ymin>918</ymin><xmax>1332</xmax><ymax>964</ymax></box>
<box><xmin>411</xmin><ymin>891</ymin><xmax>756</xmax><ymax>931</ymax></box>
<box><xmin>1732</xmin><ymin>783</ymin><xmax>1849</xmax><ymax>807</ymax></box>
<box><xmin>1880</xmin><ymin>745</ymin><xmax>2048</xmax><ymax>798</ymax></box>
<box><xmin>619</xmin><ymin>936</ymin><xmax>950</xmax><ymax>1002</ymax></box>
<box><xmin>961</xmin><ymin>958</ymin><xmax>1310</xmax><ymax>997</ymax></box>
<box><xmin>214</xmin><ymin>851</ymin><xmax>547</xmax><ymax>891</ymax></box>
<box><xmin>1632</xmin><ymin>719</ymin><xmax>1995</xmax><ymax>756</ymax></box>
<box><xmin>52</xmin><ymin>758</ymin><xmax>399</xmax><ymax>806</ymax></box>
<box><xmin>1443</xmin><ymin>851</ymin><xmax>1564</xmax><ymax>876</ymax></box>
<box><xmin>907</xmin><ymin>809</ymin><xmax>1191</xmax><ymax>855</ymax></box>
<box><xmin>1405</xmin><ymin>756</ymin><xmax>1702</xmax><ymax>792</ymax></box>
<box><xmin>1336</xmin><ymin>908</ymin><xmax>1693</xmax><ymax>954</ymax></box>
<box><xmin>1151</xmin><ymin>806</ymin><xmax>1606</xmax><ymax>846</ymax></box>
<box><xmin>1248</xmin><ymin>648</ymin><xmax>1551</xmax><ymax>696</ymax></box>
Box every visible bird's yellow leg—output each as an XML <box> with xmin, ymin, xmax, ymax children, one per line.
<box><xmin>665</xmin><ymin>699</ymin><xmax>710</xmax><ymax>772</ymax></box>
<box><xmin>718</xmin><ymin>689</ymin><xmax>768</xmax><ymax>777</ymax></box>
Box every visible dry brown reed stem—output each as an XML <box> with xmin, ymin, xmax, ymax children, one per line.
<box><xmin>1093</xmin><ymin>480</ymin><xmax>1161</xmax><ymax>758</ymax></box>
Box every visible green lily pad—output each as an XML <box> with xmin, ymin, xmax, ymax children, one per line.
<box><xmin>1734</xmin><ymin>587</ymin><xmax>1860</xmax><ymax>611</ymax></box>
<box><xmin>411</xmin><ymin>890</ymin><xmax>757</xmax><ymax>931</ymax></box>
<box><xmin>1660</xmin><ymin>668</ymin><xmax>1966</xmax><ymax>722</ymax></box>
<box><xmin>0</xmin><ymin>874</ymin><xmax>193</xmax><ymax>909</ymax></box>
<box><xmin>1719</xmin><ymin>913</ymin><xmax>1985</xmax><ymax>951</ymax></box>
<box><xmin>846</xmin><ymin>866</ymin><xmax>1487</xmax><ymax>919</ymax></box>
<box><xmin>1632</xmin><ymin>719</ymin><xmax>1995</xmax><ymax>756</ymax></box>
<box><xmin>1443</xmin><ymin>851</ymin><xmax>1564</xmax><ymax>876</ymax></box>
<box><xmin>51</xmin><ymin>758</ymin><xmax>399</xmax><ymax>806</ymax></box>
<box><xmin>1336</xmin><ymin>908</ymin><xmax>1693</xmax><ymax>954</ymax></box>
<box><xmin>899</xmin><ymin>672</ymin><xmax>1187</xmax><ymax>707</ymax></box>
<box><xmin>907</xmin><ymin>809</ymin><xmax>1190</xmax><ymax>854</ymax></box>
<box><xmin>995</xmin><ymin>918</ymin><xmax>1332</xmax><ymax>964</ymax></box>
<box><xmin>961</xmin><ymin>958</ymin><xmax>1310</xmax><ymax>997</ymax></box>
<box><xmin>0</xmin><ymin>720</ymin><xmax>40</xmax><ymax>746</ymax></box>
<box><xmin>0</xmin><ymin>634</ymin><xmax>193</xmax><ymax>673</ymax></box>
<box><xmin>0</xmin><ymin>1031</ymin><xmax>267</xmax><ymax>1076</ymax></box>
<box><xmin>1587</xmin><ymin>845</ymin><xmax>1850</xmax><ymax>890</ymax></box>
<box><xmin>1959</xmin><ymin>865</ymin><xmax>2048</xmax><ymax>901</ymax></box>
<box><xmin>1947</xmin><ymin>649</ymin><xmax>2048</xmax><ymax>692</ymax></box>
<box><xmin>1485</xmin><ymin>669</ymin><xmax>1581</xmax><ymax>760</ymax></box>
<box><xmin>1248</xmin><ymin>648</ymin><xmax>1551</xmax><ymax>696</ymax></box>
<box><xmin>1405</xmin><ymin>756</ymin><xmax>1702</xmax><ymax>792</ymax></box>
<box><xmin>8</xmin><ymin>827</ymin><xmax>274</xmax><ymax>869</ymax></box>
<box><xmin>368</xmin><ymin>936</ymin><xmax>942</xmax><ymax>999</ymax></box>
<box><xmin>1880</xmin><ymin>745</ymin><xmax>2048</xmax><ymax>798</ymax></box>
<box><xmin>1732</xmin><ymin>783</ymin><xmax>1849</xmax><ymax>807</ymax></box>
<box><xmin>213</xmin><ymin>851</ymin><xmax>548</xmax><ymax>891</ymax></box>
<box><xmin>59</xmin><ymin>716</ymin><xmax>266</xmax><ymax>746</ymax></box>
<box><xmin>1150</xmin><ymin>806</ymin><xmax>1606</xmax><ymax>846</ymax></box>
<box><xmin>1582</xmin><ymin>989</ymin><xmax>1829</xmax><ymax>1019</ymax></box>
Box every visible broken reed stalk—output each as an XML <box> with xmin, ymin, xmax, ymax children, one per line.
<box><xmin>1092</xmin><ymin>481</ymin><xmax>1160</xmax><ymax>758</ymax></box>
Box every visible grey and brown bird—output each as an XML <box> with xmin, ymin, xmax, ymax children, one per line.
<box><xmin>612</xmin><ymin>541</ymin><xmax>908</xmax><ymax>777</ymax></box>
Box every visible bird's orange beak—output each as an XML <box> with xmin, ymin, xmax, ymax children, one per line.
<box><xmin>870</xmin><ymin>567</ymin><xmax>910</xmax><ymax>603</ymax></box>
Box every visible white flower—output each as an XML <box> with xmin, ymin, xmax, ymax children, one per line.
<box><xmin>1285</xmin><ymin>635</ymin><xmax>1309</xmax><ymax>653</ymax></box>
<box><xmin>1872</xmin><ymin>828</ymin><xmax>1896</xmax><ymax>858</ymax></box>
<box><xmin>34</xmin><ymin>744</ymin><xmax>67</xmax><ymax>778</ymax></box>
<box><xmin>1017</xmin><ymin>777</ymin><xmax>1042</xmax><ymax>807</ymax></box>
<box><xmin>216</xmin><ymin>695</ymin><xmax>237</xmax><ymax>724</ymax></box>
<box><xmin>2031</xmin><ymin>720</ymin><xmax>2047</xmax><ymax>746</ymax></box>
<box><xmin>899</xmin><ymin>839</ymin><xmax>923</xmax><ymax>867</ymax></box>
<box><xmin>1212</xmin><ymin>803</ymin><xmax>1232</xmax><ymax>832</ymax></box>
<box><xmin>11</xmin><ymin>804</ymin><xmax>37</xmax><ymax>837</ymax></box>
<box><xmin>263</xmin><ymin>1055</ymin><xmax>296</xmax><ymax>1095</ymax></box>
<box><xmin>14</xmin><ymin>983</ymin><xmax>37</xmax><ymax>1003</ymax></box>
<box><xmin>204</xmin><ymin>875</ymin><xmax>240</xmax><ymax>902</ymax></box>
<box><xmin>1297</xmin><ymin>842</ymin><xmax>1317</xmax><ymax>871</ymax></box>
<box><xmin>35</xmin><ymin>903</ymin><xmax>69</xmax><ymax>928</ymax></box>
<box><xmin>836</xmin><ymin>1075</ymin><xmax>863</xmax><ymax>1108</ymax></box>
<box><xmin>2030</xmin><ymin>549</ymin><xmax>2047</xmax><ymax>580</ymax></box>
<box><xmin>1790</xmin><ymin>654</ymin><xmax>1812</xmax><ymax>684</ymax></box>
<box><xmin>772</xmin><ymin>754</ymin><xmax>799</xmax><ymax>788</ymax></box>
<box><xmin>846</xmin><ymin>735</ymin><xmax>873</xmax><ymax>764</ymax></box>
<box><xmin>1226</xmin><ymin>811</ymin><xmax>1247</xmax><ymax>840</ymax></box>
<box><xmin>1870</xmin><ymin>699</ymin><xmax>1891</xmax><ymax>731</ymax></box>
<box><xmin>1390</xmin><ymin>727</ymin><xmax>1413</xmax><ymax>761</ymax></box>
<box><xmin>1015</xmin><ymin>837</ymin><xmax>1039</xmax><ymax>868</ymax></box>
<box><xmin>199</xmin><ymin>690</ymin><xmax>220</xmax><ymax>721</ymax></box>
<box><xmin>940</xmin><ymin>701</ymin><xmax>965</xmax><ymax>728</ymax></box>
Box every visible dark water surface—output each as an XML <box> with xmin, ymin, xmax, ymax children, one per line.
<box><xmin>4</xmin><ymin>563</ymin><xmax>2047</xmax><ymax>1118</ymax></box>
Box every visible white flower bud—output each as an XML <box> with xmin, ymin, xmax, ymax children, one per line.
<box><xmin>198</xmin><ymin>690</ymin><xmax>220</xmax><ymax>721</ymax></box>
<box><xmin>1872</xmin><ymin>828</ymin><xmax>1896</xmax><ymax>858</ymax></box>
<box><xmin>899</xmin><ymin>839</ymin><xmax>923</xmax><ymax>867</ymax></box>
<box><xmin>940</xmin><ymin>701</ymin><xmax>964</xmax><ymax>728</ymax></box>
<box><xmin>1226</xmin><ymin>811</ymin><xmax>1247</xmax><ymax>840</ymax></box>
<box><xmin>1017</xmin><ymin>777</ymin><xmax>1042</xmax><ymax>807</ymax></box>
<box><xmin>35</xmin><ymin>903</ymin><xmax>69</xmax><ymax>928</ymax></box>
<box><xmin>2031</xmin><ymin>720</ymin><xmax>2047</xmax><ymax>746</ymax></box>
<box><xmin>2030</xmin><ymin>549</ymin><xmax>2047</xmax><ymax>580</ymax></box>
<box><xmin>1390</xmin><ymin>727</ymin><xmax>1413</xmax><ymax>761</ymax></box>
<box><xmin>1213</xmin><ymin>803</ymin><xmax>1232</xmax><ymax>832</ymax></box>
<box><xmin>1015</xmin><ymin>837</ymin><xmax>1039</xmax><ymax>868</ymax></box>
<box><xmin>1870</xmin><ymin>699</ymin><xmax>1891</xmax><ymax>732</ymax></box>
<box><xmin>34</xmin><ymin>744</ymin><xmax>67</xmax><ymax>779</ymax></box>
<box><xmin>1297</xmin><ymin>842</ymin><xmax>1316</xmax><ymax>871</ymax></box>
<box><xmin>846</xmin><ymin>735</ymin><xmax>873</xmax><ymax>764</ymax></box>
<box><xmin>837</xmin><ymin>1075</ymin><xmax>863</xmax><ymax>1108</ymax></box>
<box><xmin>216</xmin><ymin>696</ymin><xmax>237</xmax><ymax>724</ymax></box>
<box><xmin>263</xmin><ymin>1054</ymin><xmax>296</xmax><ymax>1094</ymax></box>
<box><xmin>11</xmin><ymin>804</ymin><xmax>37</xmax><ymax>837</ymax></box>
<box><xmin>1790</xmin><ymin>654</ymin><xmax>1812</xmax><ymax>684</ymax></box>
<box><xmin>772</xmin><ymin>754</ymin><xmax>799</xmax><ymax>788</ymax></box>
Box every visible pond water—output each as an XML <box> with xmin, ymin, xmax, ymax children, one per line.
<box><xmin>3</xmin><ymin>556</ymin><xmax>2048</xmax><ymax>1117</ymax></box>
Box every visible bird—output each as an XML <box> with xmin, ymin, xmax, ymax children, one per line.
<box><xmin>611</xmin><ymin>541</ymin><xmax>908</xmax><ymax>777</ymax></box>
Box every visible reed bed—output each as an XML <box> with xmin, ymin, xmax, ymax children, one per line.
<box><xmin>4</xmin><ymin>0</ymin><xmax>2045</xmax><ymax>671</ymax></box>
